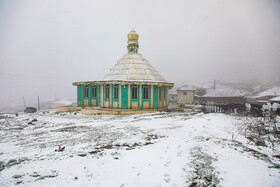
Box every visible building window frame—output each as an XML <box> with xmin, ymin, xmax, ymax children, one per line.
<box><xmin>113</xmin><ymin>84</ymin><xmax>118</xmax><ymax>99</ymax></box>
<box><xmin>84</xmin><ymin>85</ymin><xmax>89</xmax><ymax>98</ymax></box>
<box><xmin>183</xmin><ymin>91</ymin><xmax>187</xmax><ymax>95</ymax></box>
<box><xmin>105</xmin><ymin>85</ymin><xmax>109</xmax><ymax>99</ymax></box>
<box><xmin>132</xmin><ymin>84</ymin><xmax>138</xmax><ymax>100</ymax></box>
<box><xmin>143</xmin><ymin>85</ymin><xmax>149</xmax><ymax>100</ymax></box>
<box><xmin>91</xmin><ymin>85</ymin><xmax>96</xmax><ymax>98</ymax></box>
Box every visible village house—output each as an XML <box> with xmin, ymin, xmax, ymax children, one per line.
<box><xmin>247</xmin><ymin>87</ymin><xmax>280</xmax><ymax>105</ymax></box>
<box><xmin>176</xmin><ymin>85</ymin><xmax>196</xmax><ymax>105</ymax></box>
<box><xmin>168</xmin><ymin>87</ymin><xmax>178</xmax><ymax>103</ymax></box>
<box><xmin>197</xmin><ymin>86</ymin><xmax>251</xmax><ymax>105</ymax></box>
<box><xmin>60</xmin><ymin>30</ymin><xmax>173</xmax><ymax>114</ymax></box>
<box><xmin>195</xmin><ymin>86</ymin><xmax>251</xmax><ymax>113</ymax></box>
<box><xmin>270</xmin><ymin>96</ymin><xmax>280</xmax><ymax>104</ymax></box>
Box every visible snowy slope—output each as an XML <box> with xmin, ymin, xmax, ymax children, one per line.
<box><xmin>0</xmin><ymin>111</ymin><xmax>279</xmax><ymax>186</ymax></box>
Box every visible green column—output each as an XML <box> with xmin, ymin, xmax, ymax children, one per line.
<box><xmin>149</xmin><ymin>85</ymin><xmax>151</xmax><ymax>109</ymax></box>
<box><xmin>89</xmin><ymin>84</ymin><xmax>92</xmax><ymax>106</ymax></box>
<box><xmin>138</xmin><ymin>85</ymin><xmax>140</xmax><ymax>108</ymax></box>
<box><xmin>153</xmin><ymin>85</ymin><xmax>158</xmax><ymax>109</ymax></box>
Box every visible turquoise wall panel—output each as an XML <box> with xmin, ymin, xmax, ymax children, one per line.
<box><xmin>121</xmin><ymin>85</ymin><xmax>128</xmax><ymax>109</ymax></box>
<box><xmin>77</xmin><ymin>86</ymin><xmax>82</xmax><ymax>106</ymax></box>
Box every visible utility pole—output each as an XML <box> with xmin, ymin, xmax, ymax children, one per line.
<box><xmin>22</xmin><ymin>97</ymin><xmax>26</xmax><ymax>108</ymax></box>
<box><xmin>214</xmin><ymin>80</ymin><xmax>216</xmax><ymax>90</ymax></box>
<box><xmin>37</xmin><ymin>96</ymin><xmax>40</xmax><ymax>111</ymax></box>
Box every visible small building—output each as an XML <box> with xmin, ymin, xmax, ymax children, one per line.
<box><xmin>168</xmin><ymin>87</ymin><xmax>178</xmax><ymax>103</ymax></box>
<box><xmin>194</xmin><ymin>87</ymin><xmax>251</xmax><ymax>113</ymax></box>
<box><xmin>245</xmin><ymin>87</ymin><xmax>280</xmax><ymax>106</ymax></box>
<box><xmin>269</xmin><ymin>96</ymin><xmax>280</xmax><ymax>104</ymax></box>
<box><xmin>254</xmin><ymin>87</ymin><xmax>280</xmax><ymax>104</ymax></box>
<box><xmin>72</xmin><ymin>30</ymin><xmax>173</xmax><ymax>112</ymax></box>
<box><xmin>177</xmin><ymin>85</ymin><xmax>196</xmax><ymax>105</ymax></box>
<box><xmin>197</xmin><ymin>87</ymin><xmax>251</xmax><ymax>105</ymax></box>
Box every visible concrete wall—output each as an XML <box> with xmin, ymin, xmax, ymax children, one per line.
<box><xmin>177</xmin><ymin>90</ymin><xmax>195</xmax><ymax>104</ymax></box>
<box><xmin>81</xmin><ymin>108</ymin><xmax>158</xmax><ymax>115</ymax></box>
<box><xmin>55</xmin><ymin>106</ymin><xmax>82</xmax><ymax>113</ymax></box>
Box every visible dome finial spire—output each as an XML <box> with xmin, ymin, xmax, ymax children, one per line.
<box><xmin>127</xmin><ymin>30</ymin><xmax>139</xmax><ymax>53</ymax></box>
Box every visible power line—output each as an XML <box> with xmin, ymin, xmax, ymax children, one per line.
<box><xmin>0</xmin><ymin>72</ymin><xmax>74</xmax><ymax>83</ymax></box>
<box><xmin>0</xmin><ymin>72</ymin><xmax>94</xmax><ymax>83</ymax></box>
<box><xmin>0</xmin><ymin>76</ymin><xmax>71</xmax><ymax>83</ymax></box>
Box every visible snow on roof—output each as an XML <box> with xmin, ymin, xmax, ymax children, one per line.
<box><xmin>270</xmin><ymin>96</ymin><xmax>280</xmax><ymax>102</ymax></box>
<box><xmin>102</xmin><ymin>53</ymin><xmax>168</xmax><ymax>83</ymax></box>
<box><xmin>203</xmin><ymin>87</ymin><xmax>251</xmax><ymax>97</ymax></box>
<box><xmin>256</xmin><ymin>100</ymin><xmax>268</xmax><ymax>104</ymax></box>
<box><xmin>257</xmin><ymin>87</ymin><xmax>280</xmax><ymax>97</ymax></box>
<box><xmin>177</xmin><ymin>85</ymin><xmax>196</xmax><ymax>91</ymax></box>
<box><xmin>246</xmin><ymin>95</ymin><xmax>259</xmax><ymax>99</ymax></box>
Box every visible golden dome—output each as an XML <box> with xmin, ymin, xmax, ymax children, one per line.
<box><xmin>127</xmin><ymin>30</ymin><xmax>139</xmax><ymax>43</ymax></box>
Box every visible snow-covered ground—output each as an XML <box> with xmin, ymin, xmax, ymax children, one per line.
<box><xmin>0</xmin><ymin>111</ymin><xmax>279</xmax><ymax>186</ymax></box>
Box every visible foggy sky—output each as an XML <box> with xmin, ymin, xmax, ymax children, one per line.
<box><xmin>1</xmin><ymin>0</ymin><xmax>280</xmax><ymax>108</ymax></box>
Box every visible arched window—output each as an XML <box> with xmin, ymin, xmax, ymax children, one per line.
<box><xmin>91</xmin><ymin>85</ymin><xmax>96</xmax><ymax>98</ymax></box>
<box><xmin>143</xmin><ymin>85</ymin><xmax>149</xmax><ymax>100</ymax></box>
<box><xmin>84</xmin><ymin>85</ymin><xmax>89</xmax><ymax>98</ymax></box>
<box><xmin>132</xmin><ymin>85</ymin><xmax>138</xmax><ymax>100</ymax></box>
<box><xmin>114</xmin><ymin>85</ymin><xmax>118</xmax><ymax>99</ymax></box>
<box><xmin>105</xmin><ymin>85</ymin><xmax>109</xmax><ymax>99</ymax></box>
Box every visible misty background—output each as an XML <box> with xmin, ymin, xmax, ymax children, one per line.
<box><xmin>1</xmin><ymin>0</ymin><xmax>280</xmax><ymax>112</ymax></box>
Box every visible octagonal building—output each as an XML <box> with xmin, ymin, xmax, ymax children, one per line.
<box><xmin>73</xmin><ymin>30</ymin><xmax>173</xmax><ymax>111</ymax></box>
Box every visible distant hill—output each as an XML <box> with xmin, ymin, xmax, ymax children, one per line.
<box><xmin>216</xmin><ymin>79</ymin><xmax>277</xmax><ymax>94</ymax></box>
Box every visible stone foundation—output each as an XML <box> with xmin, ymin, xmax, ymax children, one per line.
<box><xmin>55</xmin><ymin>106</ymin><xmax>82</xmax><ymax>113</ymax></box>
<box><xmin>81</xmin><ymin>107</ymin><xmax>158</xmax><ymax>115</ymax></box>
